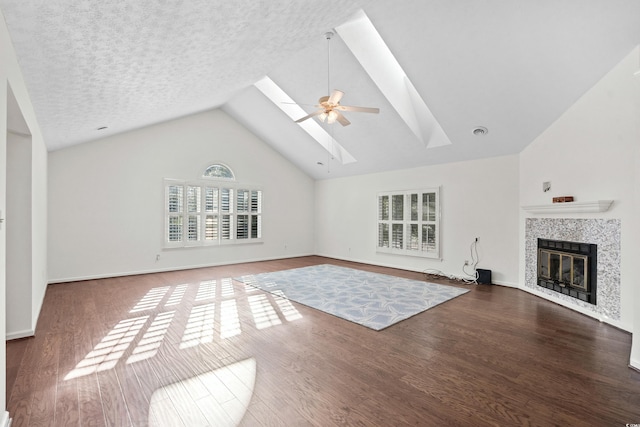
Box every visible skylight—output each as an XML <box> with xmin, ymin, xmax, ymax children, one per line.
<box><xmin>336</xmin><ymin>10</ymin><xmax>452</xmax><ymax>148</ymax></box>
<box><xmin>253</xmin><ymin>76</ymin><xmax>356</xmax><ymax>164</ymax></box>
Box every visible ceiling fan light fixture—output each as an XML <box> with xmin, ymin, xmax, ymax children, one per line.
<box><xmin>293</xmin><ymin>31</ymin><xmax>379</xmax><ymax>127</ymax></box>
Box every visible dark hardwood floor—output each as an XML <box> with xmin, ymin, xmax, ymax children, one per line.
<box><xmin>6</xmin><ymin>256</ymin><xmax>640</xmax><ymax>426</ymax></box>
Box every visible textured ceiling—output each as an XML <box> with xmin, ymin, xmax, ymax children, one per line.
<box><xmin>0</xmin><ymin>0</ymin><xmax>372</xmax><ymax>150</ymax></box>
<box><xmin>2</xmin><ymin>0</ymin><xmax>640</xmax><ymax>179</ymax></box>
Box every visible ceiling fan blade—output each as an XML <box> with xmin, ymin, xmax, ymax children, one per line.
<box><xmin>328</xmin><ymin>90</ymin><xmax>344</xmax><ymax>105</ymax></box>
<box><xmin>295</xmin><ymin>109</ymin><xmax>323</xmax><ymax>123</ymax></box>
<box><xmin>335</xmin><ymin>111</ymin><xmax>351</xmax><ymax>126</ymax></box>
<box><xmin>335</xmin><ymin>105</ymin><xmax>380</xmax><ymax>114</ymax></box>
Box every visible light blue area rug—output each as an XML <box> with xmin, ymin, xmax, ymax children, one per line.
<box><xmin>235</xmin><ymin>264</ymin><xmax>469</xmax><ymax>330</ymax></box>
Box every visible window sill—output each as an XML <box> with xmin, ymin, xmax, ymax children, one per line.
<box><xmin>377</xmin><ymin>247</ymin><xmax>440</xmax><ymax>259</ymax></box>
<box><xmin>163</xmin><ymin>239</ymin><xmax>264</xmax><ymax>250</ymax></box>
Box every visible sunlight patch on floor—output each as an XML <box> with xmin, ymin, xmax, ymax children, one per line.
<box><xmin>221</xmin><ymin>278</ymin><xmax>235</xmax><ymax>297</ymax></box>
<box><xmin>65</xmin><ymin>315</ymin><xmax>148</xmax><ymax>380</ymax></box>
<box><xmin>248</xmin><ymin>294</ymin><xmax>282</xmax><ymax>329</ymax></box>
<box><xmin>127</xmin><ymin>311</ymin><xmax>175</xmax><ymax>364</ymax></box>
<box><xmin>244</xmin><ymin>283</ymin><xmax>259</xmax><ymax>293</ymax></box>
<box><xmin>196</xmin><ymin>280</ymin><xmax>216</xmax><ymax>301</ymax></box>
<box><xmin>271</xmin><ymin>290</ymin><xmax>303</xmax><ymax>321</ymax></box>
<box><xmin>180</xmin><ymin>303</ymin><xmax>215</xmax><ymax>349</ymax></box>
<box><xmin>165</xmin><ymin>284</ymin><xmax>188</xmax><ymax>307</ymax></box>
<box><xmin>148</xmin><ymin>358</ymin><xmax>257</xmax><ymax>427</ymax></box>
<box><xmin>64</xmin><ymin>279</ymin><xmax>302</xmax><ymax>380</ymax></box>
<box><xmin>130</xmin><ymin>286</ymin><xmax>170</xmax><ymax>313</ymax></box>
<box><xmin>220</xmin><ymin>299</ymin><xmax>241</xmax><ymax>339</ymax></box>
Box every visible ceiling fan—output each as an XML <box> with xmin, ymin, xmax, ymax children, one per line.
<box><xmin>295</xmin><ymin>89</ymin><xmax>379</xmax><ymax>126</ymax></box>
<box><xmin>295</xmin><ymin>32</ymin><xmax>379</xmax><ymax>127</ymax></box>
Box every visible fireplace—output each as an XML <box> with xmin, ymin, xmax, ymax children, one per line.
<box><xmin>537</xmin><ymin>238</ymin><xmax>597</xmax><ymax>305</ymax></box>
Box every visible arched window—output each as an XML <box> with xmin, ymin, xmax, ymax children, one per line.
<box><xmin>203</xmin><ymin>163</ymin><xmax>235</xmax><ymax>180</ymax></box>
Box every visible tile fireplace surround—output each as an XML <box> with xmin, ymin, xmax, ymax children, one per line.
<box><xmin>525</xmin><ymin>218</ymin><xmax>621</xmax><ymax>320</ymax></box>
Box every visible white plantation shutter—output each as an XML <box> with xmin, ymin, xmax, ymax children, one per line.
<box><xmin>186</xmin><ymin>186</ymin><xmax>201</xmax><ymax>241</ymax></box>
<box><xmin>205</xmin><ymin>215</ymin><xmax>218</xmax><ymax>240</ymax></box>
<box><xmin>166</xmin><ymin>184</ymin><xmax>184</xmax><ymax>244</ymax></box>
<box><xmin>376</xmin><ymin>187</ymin><xmax>440</xmax><ymax>258</ymax></box>
<box><xmin>164</xmin><ymin>178</ymin><xmax>262</xmax><ymax>247</ymax></box>
<box><xmin>221</xmin><ymin>214</ymin><xmax>232</xmax><ymax>240</ymax></box>
<box><xmin>236</xmin><ymin>189</ymin><xmax>263</xmax><ymax>240</ymax></box>
<box><xmin>377</xmin><ymin>195</ymin><xmax>389</xmax><ymax>248</ymax></box>
<box><xmin>237</xmin><ymin>215</ymin><xmax>249</xmax><ymax>239</ymax></box>
<box><xmin>204</xmin><ymin>187</ymin><xmax>219</xmax><ymax>241</ymax></box>
<box><xmin>421</xmin><ymin>191</ymin><xmax>437</xmax><ymax>252</ymax></box>
<box><xmin>237</xmin><ymin>190</ymin><xmax>249</xmax><ymax>212</ymax></box>
<box><xmin>236</xmin><ymin>189</ymin><xmax>249</xmax><ymax>240</ymax></box>
<box><xmin>221</xmin><ymin>188</ymin><xmax>234</xmax><ymax>241</ymax></box>
<box><xmin>251</xmin><ymin>215</ymin><xmax>261</xmax><ymax>239</ymax></box>
<box><xmin>250</xmin><ymin>191</ymin><xmax>262</xmax><ymax>239</ymax></box>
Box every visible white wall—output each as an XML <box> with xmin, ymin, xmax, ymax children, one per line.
<box><xmin>31</xmin><ymin>133</ymin><xmax>47</xmax><ymax>330</ymax></box>
<box><xmin>1</xmin><ymin>6</ymin><xmax>48</xmax><ymax>421</ymax></box>
<box><xmin>48</xmin><ymin>109</ymin><xmax>315</xmax><ymax>282</ymax></box>
<box><xmin>0</xmin><ymin>80</ymin><xmax>6</xmax><ymax>427</ymax></box>
<box><xmin>6</xmin><ymin>132</ymin><xmax>32</xmax><ymax>337</ymax></box>
<box><xmin>315</xmin><ymin>155</ymin><xmax>520</xmax><ymax>286</ymax></box>
<box><xmin>631</xmin><ymin>50</ymin><xmax>640</xmax><ymax>370</ymax></box>
<box><xmin>519</xmin><ymin>47</ymin><xmax>640</xmax><ymax>335</ymax></box>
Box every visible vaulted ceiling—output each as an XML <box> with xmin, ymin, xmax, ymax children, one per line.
<box><xmin>2</xmin><ymin>0</ymin><xmax>639</xmax><ymax>179</ymax></box>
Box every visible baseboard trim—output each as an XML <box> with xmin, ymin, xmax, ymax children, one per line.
<box><xmin>47</xmin><ymin>253</ymin><xmax>315</xmax><ymax>284</ymax></box>
<box><xmin>49</xmin><ymin>253</ymin><xmax>522</xmax><ymax>288</ymax></box>
<box><xmin>6</xmin><ymin>329</ymin><xmax>35</xmax><ymax>341</ymax></box>
<box><xmin>314</xmin><ymin>253</ymin><xmax>519</xmax><ymax>287</ymax></box>
<box><xmin>630</xmin><ymin>357</ymin><xmax>640</xmax><ymax>372</ymax></box>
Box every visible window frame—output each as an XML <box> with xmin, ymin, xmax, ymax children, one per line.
<box><xmin>376</xmin><ymin>187</ymin><xmax>441</xmax><ymax>259</ymax></box>
<box><xmin>164</xmin><ymin>178</ymin><xmax>263</xmax><ymax>248</ymax></box>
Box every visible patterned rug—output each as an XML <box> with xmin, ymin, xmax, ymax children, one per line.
<box><xmin>234</xmin><ymin>264</ymin><xmax>469</xmax><ymax>330</ymax></box>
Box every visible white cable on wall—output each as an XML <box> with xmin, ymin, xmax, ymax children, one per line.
<box><xmin>423</xmin><ymin>239</ymin><xmax>480</xmax><ymax>285</ymax></box>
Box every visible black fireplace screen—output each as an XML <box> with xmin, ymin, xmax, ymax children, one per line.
<box><xmin>537</xmin><ymin>238</ymin><xmax>597</xmax><ymax>304</ymax></box>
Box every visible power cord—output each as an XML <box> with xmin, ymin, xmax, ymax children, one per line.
<box><xmin>423</xmin><ymin>239</ymin><xmax>480</xmax><ymax>285</ymax></box>
<box><xmin>461</xmin><ymin>239</ymin><xmax>480</xmax><ymax>284</ymax></box>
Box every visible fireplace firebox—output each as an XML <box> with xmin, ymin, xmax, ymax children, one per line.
<box><xmin>537</xmin><ymin>238</ymin><xmax>597</xmax><ymax>305</ymax></box>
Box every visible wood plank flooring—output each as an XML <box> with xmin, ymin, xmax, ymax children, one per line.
<box><xmin>6</xmin><ymin>256</ymin><xmax>640</xmax><ymax>426</ymax></box>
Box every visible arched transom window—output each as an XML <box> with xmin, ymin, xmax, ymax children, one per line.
<box><xmin>203</xmin><ymin>163</ymin><xmax>235</xmax><ymax>180</ymax></box>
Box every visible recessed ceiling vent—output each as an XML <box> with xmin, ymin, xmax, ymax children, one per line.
<box><xmin>472</xmin><ymin>126</ymin><xmax>488</xmax><ymax>136</ymax></box>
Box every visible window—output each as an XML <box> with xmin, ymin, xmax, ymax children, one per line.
<box><xmin>202</xmin><ymin>163</ymin><xmax>234</xmax><ymax>180</ymax></box>
<box><xmin>236</xmin><ymin>189</ymin><xmax>262</xmax><ymax>240</ymax></box>
<box><xmin>164</xmin><ymin>165</ymin><xmax>262</xmax><ymax>247</ymax></box>
<box><xmin>377</xmin><ymin>188</ymin><xmax>440</xmax><ymax>258</ymax></box>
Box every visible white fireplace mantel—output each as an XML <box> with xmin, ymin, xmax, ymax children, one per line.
<box><xmin>521</xmin><ymin>200</ymin><xmax>613</xmax><ymax>214</ymax></box>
